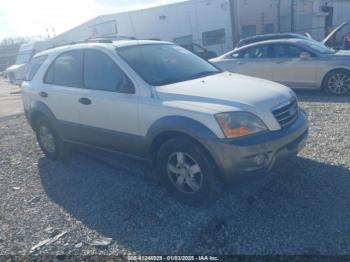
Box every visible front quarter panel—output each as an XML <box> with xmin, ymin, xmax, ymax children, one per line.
<box><xmin>316</xmin><ymin>56</ymin><xmax>350</xmax><ymax>87</ymax></box>
<box><xmin>146</xmin><ymin>115</ymin><xmax>220</xmax><ymax>144</ymax></box>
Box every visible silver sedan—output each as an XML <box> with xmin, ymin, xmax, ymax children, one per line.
<box><xmin>210</xmin><ymin>39</ymin><xmax>350</xmax><ymax>96</ymax></box>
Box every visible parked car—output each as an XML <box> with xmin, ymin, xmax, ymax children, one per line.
<box><xmin>236</xmin><ymin>22</ymin><xmax>350</xmax><ymax>51</ymax></box>
<box><xmin>21</xmin><ymin>40</ymin><xmax>308</xmax><ymax>205</ymax></box>
<box><xmin>211</xmin><ymin>38</ymin><xmax>350</xmax><ymax>96</ymax></box>
<box><xmin>5</xmin><ymin>41</ymin><xmax>52</xmax><ymax>85</ymax></box>
<box><xmin>236</xmin><ymin>33</ymin><xmax>312</xmax><ymax>49</ymax></box>
<box><xmin>322</xmin><ymin>22</ymin><xmax>350</xmax><ymax>50</ymax></box>
<box><xmin>180</xmin><ymin>43</ymin><xmax>217</xmax><ymax>60</ymax></box>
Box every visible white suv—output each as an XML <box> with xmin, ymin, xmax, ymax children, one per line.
<box><xmin>22</xmin><ymin>40</ymin><xmax>308</xmax><ymax>205</ymax></box>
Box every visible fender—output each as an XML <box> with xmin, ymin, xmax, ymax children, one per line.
<box><xmin>146</xmin><ymin>115</ymin><xmax>223</xmax><ymax>160</ymax></box>
<box><xmin>26</xmin><ymin>101</ymin><xmax>57</xmax><ymax>130</ymax></box>
<box><xmin>146</xmin><ymin>115</ymin><xmax>219</xmax><ymax>144</ymax></box>
<box><xmin>146</xmin><ymin>116</ymin><xmax>228</xmax><ymax>177</ymax></box>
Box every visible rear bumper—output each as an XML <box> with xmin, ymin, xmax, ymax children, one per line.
<box><xmin>201</xmin><ymin>110</ymin><xmax>308</xmax><ymax>180</ymax></box>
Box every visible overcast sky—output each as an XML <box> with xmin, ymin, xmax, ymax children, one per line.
<box><xmin>0</xmin><ymin>0</ymin><xmax>183</xmax><ymax>41</ymax></box>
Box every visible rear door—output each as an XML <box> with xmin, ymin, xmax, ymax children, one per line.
<box><xmin>270</xmin><ymin>43</ymin><xmax>318</xmax><ymax>88</ymax></box>
<box><xmin>39</xmin><ymin>50</ymin><xmax>84</xmax><ymax>140</ymax></box>
<box><xmin>76</xmin><ymin>49</ymin><xmax>140</xmax><ymax>154</ymax></box>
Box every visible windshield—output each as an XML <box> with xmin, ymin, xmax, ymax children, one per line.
<box><xmin>15</xmin><ymin>50</ymin><xmax>34</xmax><ymax>65</ymax></box>
<box><xmin>303</xmin><ymin>40</ymin><xmax>335</xmax><ymax>55</ymax></box>
<box><xmin>117</xmin><ymin>44</ymin><xmax>220</xmax><ymax>86</ymax></box>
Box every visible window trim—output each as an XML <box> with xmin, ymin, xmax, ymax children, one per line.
<box><xmin>202</xmin><ymin>28</ymin><xmax>226</xmax><ymax>46</ymax></box>
<box><xmin>271</xmin><ymin>43</ymin><xmax>317</xmax><ymax>58</ymax></box>
<box><xmin>234</xmin><ymin>44</ymin><xmax>271</xmax><ymax>59</ymax></box>
<box><xmin>25</xmin><ymin>54</ymin><xmax>48</xmax><ymax>81</ymax></box>
<box><xmin>43</xmin><ymin>50</ymin><xmax>84</xmax><ymax>88</ymax></box>
<box><xmin>43</xmin><ymin>48</ymin><xmax>135</xmax><ymax>94</ymax></box>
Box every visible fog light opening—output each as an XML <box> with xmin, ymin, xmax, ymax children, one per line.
<box><xmin>254</xmin><ymin>154</ymin><xmax>269</xmax><ymax>167</ymax></box>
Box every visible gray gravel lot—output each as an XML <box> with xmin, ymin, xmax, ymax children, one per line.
<box><xmin>0</xmin><ymin>90</ymin><xmax>350</xmax><ymax>256</ymax></box>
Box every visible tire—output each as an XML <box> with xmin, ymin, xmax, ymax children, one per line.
<box><xmin>323</xmin><ymin>69</ymin><xmax>350</xmax><ymax>96</ymax></box>
<box><xmin>156</xmin><ymin>137</ymin><xmax>220</xmax><ymax>206</ymax></box>
<box><xmin>34</xmin><ymin>116</ymin><xmax>67</xmax><ymax>160</ymax></box>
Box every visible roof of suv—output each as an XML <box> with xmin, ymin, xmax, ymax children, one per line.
<box><xmin>35</xmin><ymin>40</ymin><xmax>172</xmax><ymax>57</ymax></box>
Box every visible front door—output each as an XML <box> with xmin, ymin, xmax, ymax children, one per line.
<box><xmin>76</xmin><ymin>49</ymin><xmax>140</xmax><ymax>154</ymax></box>
<box><xmin>230</xmin><ymin>44</ymin><xmax>274</xmax><ymax>80</ymax></box>
<box><xmin>270</xmin><ymin>43</ymin><xmax>318</xmax><ymax>88</ymax></box>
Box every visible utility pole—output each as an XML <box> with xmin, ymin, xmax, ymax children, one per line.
<box><xmin>277</xmin><ymin>0</ymin><xmax>280</xmax><ymax>33</ymax></box>
<box><xmin>229</xmin><ymin>0</ymin><xmax>240</xmax><ymax>46</ymax></box>
<box><xmin>291</xmin><ymin>0</ymin><xmax>295</xmax><ymax>32</ymax></box>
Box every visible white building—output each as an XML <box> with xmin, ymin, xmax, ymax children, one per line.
<box><xmin>49</xmin><ymin>0</ymin><xmax>235</xmax><ymax>55</ymax></box>
<box><xmin>27</xmin><ymin>0</ymin><xmax>350</xmax><ymax>56</ymax></box>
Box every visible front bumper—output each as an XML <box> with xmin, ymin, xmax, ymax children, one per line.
<box><xmin>201</xmin><ymin>110</ymin><xmax>308</xmax><ymax>180</ymax></box>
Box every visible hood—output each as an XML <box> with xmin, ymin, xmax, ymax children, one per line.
<box><xmin>331</xmin><ymin>50</ymin><xmax>350</xmax><ymax>61</ymax></box>
<box><xmin>334</xmin><ymin>50</ymin><xmax>350</xmax><ymax>56</ymax></box>
<box><xmin>5</xmin><ymin>63</ymin><xmax>25</xmax><ymax>72</ymax></box>
<box><xmin>155</xmin><ymin>72</ymin><xmax>295</xmax><ymax>115</ymax></box>
<box><xmin>322</xmin><ymin>22</ymin><xmax>348</xmax><ymax>45</ymax></box>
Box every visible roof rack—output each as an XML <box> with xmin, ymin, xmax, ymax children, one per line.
<box><xmin>43</xmin><ymin>36</ymin><xmax>139</xmax><ymax>52</ymax></box>
<box><xmin>84</xmin><ymin>38</ymin><xmax>114</xmax><ymax>43</ymax></box>
<box><xmin>44</xmin><ymin>38</ymin><xmax>114</xmax><ymax>51</ymax></box>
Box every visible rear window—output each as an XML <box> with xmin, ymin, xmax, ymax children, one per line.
<box><xmin>25</xmin><ymin>55</ymin><xmax>47</xmax><ymax>81</ymax></box>
<box><xmin>44</xmin><ymin>50</ymin><xmax>83</xmax><ymax>87</ymax></box>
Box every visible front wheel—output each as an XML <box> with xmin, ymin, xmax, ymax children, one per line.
<box><xmin>156</xmin><ymin>137</ymin><xmax>220</xmax><ymax>206</ymax></box>
<box><xmin>324</xmin><ymin>70</ymin><xmax>350</xmax><ymax>96</ymax></box>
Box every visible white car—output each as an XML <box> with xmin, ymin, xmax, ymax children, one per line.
<box><xmin>5</xmin><ymin>41</ymin><xmax>52</xmax><ymax>85</ymax></box>
<box><xmin>21</xmin><ymin>40</ymin><xmax>308</xmax><ymax>205</ymax></box>
<box><xmin>210</xmin><ymin>39</ymin><xmax>350</xmax><ymax>96</ymax></box>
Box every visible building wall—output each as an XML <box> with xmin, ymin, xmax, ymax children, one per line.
<box><xmin>237</xmin><ymin>0</ymin><xmax>280</xmax><ymax>38</ymax></box>
<box><xmin>50</xmin><ymin>0</ymin><xmax>235</xmax><ymax>55</ymax></box>
<box><xmin>235</xmin><ymin>0</ymin><xmax>327</xmax><ymax>40</ymax></box>
<box><xmin>318</xmin><ymin>0</ymin><xmax>350</xmax><ymax>26</ymax></box>
<box><xmin>30</xmin><ymin>0</ymin><xmax>350</xmax><ymax>58</ymax></box>
<box><xmin>0</xmin><ymin>44</ymin><xmax>20</xmax><ymax>72</ymax></box>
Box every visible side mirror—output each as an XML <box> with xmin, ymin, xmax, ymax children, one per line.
<box><xmin>300</xmin><ymin>52</ymin><xmax>311</xmax><ymax>60</ymax></box>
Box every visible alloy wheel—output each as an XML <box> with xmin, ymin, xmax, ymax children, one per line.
<box><xmin>328</xmin><ymin>72</ymin><xmax>350</xmax><ymax>95</ymax></box>
<box><xmin>167</xmin><ymin>152</ymin><xmax>203</xmax><ymax>194</ymax></box>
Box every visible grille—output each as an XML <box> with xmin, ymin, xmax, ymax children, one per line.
<box><xmin>272</xmin><ymin>99</ymin><xmax>298</xmax><ymax>128</ymax></box>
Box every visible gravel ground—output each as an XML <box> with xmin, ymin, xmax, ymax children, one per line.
<box><xmin>0</xmin><ymin>80</ymin><xmax>23</xmax><ymax>118</ymax></box>
<box><xmin>0</xmin><ymin>90</ymin><xmax>350</xmax><ymax>256</ymax></box>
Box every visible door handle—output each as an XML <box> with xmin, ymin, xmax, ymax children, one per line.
<box><xmin>39</xmin><ymin>91</ymin><xmax>48</xmax><ymax>98</ymax></box>
<box><xmin>78</xmin><ymin>97</ymin><xmax>92</xmax><ymax>105</ymax></box>
<box><xmin>237</xmin><ymin>61</ymin><xmax>244</xmax><ymax>65</ymax></box>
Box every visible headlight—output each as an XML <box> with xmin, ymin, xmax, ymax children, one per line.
<box><xmin>215</xmin><ymin>112</ymin><xmax>267</xmax><ymax>139</ymax></box>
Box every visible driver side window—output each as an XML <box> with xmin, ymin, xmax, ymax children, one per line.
<box><xmin>240</xmin><ymin>45</ymin><xmax>269</xmax><ymax>59</ymax></box>
<box><xmin>83</xmin><ymin>50</ymin><xmax>134</xmax><ymax>93</ymax></box>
